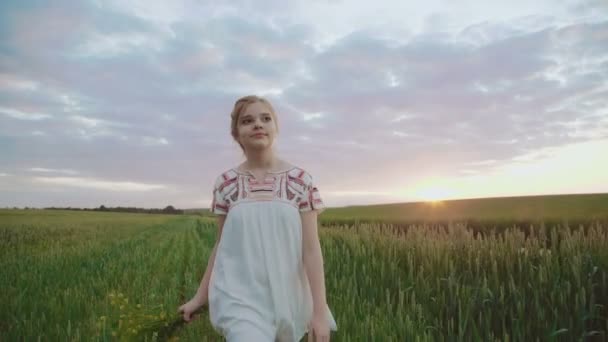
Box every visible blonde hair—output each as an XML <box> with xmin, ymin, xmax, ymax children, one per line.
<box><xmin>230</xmin><ymin>95</ymin><xmax>279</xmax><ymax>152</ymax></box>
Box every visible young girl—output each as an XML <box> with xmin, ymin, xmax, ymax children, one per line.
<box><xmin>178</xmin><ymin>95</ymin><xmax>338</xmax><ymax>341</ymax></box>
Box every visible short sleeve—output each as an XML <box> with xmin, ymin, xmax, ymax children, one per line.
<box><xmin>298</xmin><ymin>173</ymin><xmax>326</xmax><ymax>215</ymax></box>
<box><xmin>210</xmin><ymin>175</ymin><xmax>228</xmax><ymax>215</ymax></box>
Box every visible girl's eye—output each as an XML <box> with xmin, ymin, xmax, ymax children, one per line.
<box><xmin>241</xmin><ymin>117</ymin><xmax>270</xmax><ymax>124</ymax></box>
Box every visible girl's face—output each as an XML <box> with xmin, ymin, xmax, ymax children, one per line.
<box><xmin>236</xmin><ymin>101</ymin><xmax>277</xmax><ymax>151</ymax></box>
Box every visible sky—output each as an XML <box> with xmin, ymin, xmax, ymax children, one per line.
<box><xmin>1</xmin><ymin>0</ymin><xmax>607</xmax><ymax>209</ymax></box>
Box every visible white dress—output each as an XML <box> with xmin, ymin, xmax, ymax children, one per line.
<box><xmin>208</xmin><ymin>166</ymin><xmax>338</xmax><ymax>342</ymax></box>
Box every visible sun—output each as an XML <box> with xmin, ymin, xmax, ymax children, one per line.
<box><xmin>417</xmin><ymin>187</ymin><xmax>454</xmax><ymax>203</ymax></box>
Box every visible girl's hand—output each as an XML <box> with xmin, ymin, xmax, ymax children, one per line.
<box><xmin>177</xmin><ymin>297</ymin><xmax>206</xmax><ymax>323</ymax></box>
<box><xmin>307</xmin><ymin>312</ymin><xmax>330</xmax><ymax>342</ymax></box>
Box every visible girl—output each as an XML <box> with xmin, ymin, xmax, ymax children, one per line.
<box><xmin>178</xmin><ymin>95</ymin><xmax>338</xmax><ymax>341</ymax></box>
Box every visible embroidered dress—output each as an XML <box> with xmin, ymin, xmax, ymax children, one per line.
<box><xmin>208</xmin><ymin>166</ymin><xmax>338</xmax><ymax>341</ymax></box>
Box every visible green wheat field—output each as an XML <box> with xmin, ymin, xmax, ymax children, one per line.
<box><xmin>2</xmin><ymin>193</ymin><xmax>608</xmax><ymax>341</ymax></box>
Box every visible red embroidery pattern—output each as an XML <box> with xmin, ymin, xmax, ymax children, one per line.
<box><xmin>211</xmin><ymin>167</ymin><xmax>325</xmax><ymax>214</ymax></box>
<box><xmin>218</xmin><ymin>177</ymin><xmax>237</xmax><ymax>192</ymax></box>
<box><xmin>215</xmin><ymin>203</ymin><xmax>229</xmax><ymax>211</ymax></box>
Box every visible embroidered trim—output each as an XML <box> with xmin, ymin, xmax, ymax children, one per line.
<box><xmin>211</xmin><ymin>166</ymin><xmax>325</xmax><ymax>214</ymax></box>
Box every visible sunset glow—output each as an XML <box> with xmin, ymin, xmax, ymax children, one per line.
<box><xmin>416</xmin><ymin>187</ymin><xmax>455</xmax><ymax>203</ymax></box>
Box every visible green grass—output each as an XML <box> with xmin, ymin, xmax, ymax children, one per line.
<box><xmin>2</xmin><ymin>201</ymin><xmax>608</xmax><ymax>341</ymax></box>
<box><xmin>0</xmin><ymin>209</ymin><xmax>223</xmax><ymax>341</ymax></box>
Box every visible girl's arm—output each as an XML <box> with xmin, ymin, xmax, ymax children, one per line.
<box><xmin>193</xmin><ymin>215</ymin><xmax>226</xmax><ymax>305</ymax></box>
<box><xmin>301</xmin><ymin>210</ymin><xmax>328</xmax><ymax>316</ymax></box>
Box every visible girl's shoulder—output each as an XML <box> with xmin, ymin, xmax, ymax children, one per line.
<box><xmin>212</xmin><ymin>168</ymin><xmax>239</xmax><ymax>190</ymax></box>
<box><xmin>286</xmin><ymin>165</ymin><xmax>318</xmax><ymax>190</ymax></box>
<box><xmin>286</xmin><ymin>165</ymin><xmax>308</xmax><ymax>178</ymax></box>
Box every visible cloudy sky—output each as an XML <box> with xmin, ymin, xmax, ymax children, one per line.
<box><xmin>1</xmin><ymin>0</ymin><xmax>607</xmax><ymax>209</ymax></box>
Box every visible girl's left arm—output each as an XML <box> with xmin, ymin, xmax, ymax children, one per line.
<box><xmin>301</xmin><ymin>210</ymin><xmax>328</xmax><ymax>316</ymax></box>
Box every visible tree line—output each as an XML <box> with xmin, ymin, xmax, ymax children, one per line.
<box><xmin>40</xmin><ymin>205</ymin><xmax>184</xmax><ymax>215</ymax></box>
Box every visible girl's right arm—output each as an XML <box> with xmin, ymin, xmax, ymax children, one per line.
<box><xmin>192</xmin><ymin>214</ymin><xmax>226</xmax><ymax>306</ymax></box>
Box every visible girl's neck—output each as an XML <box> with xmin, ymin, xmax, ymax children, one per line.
<box><xmin>242</xmin><ymin>148</ymin><xmax>279</xmax><ymax>171</ymax></box>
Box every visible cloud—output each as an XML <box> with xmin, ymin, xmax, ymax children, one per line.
<box><xmin>141</xmin><ymin>136</ymin><xmax>169</xmax><ymax>146</ymax></box>
<box><xmin>27</xmin><ymin>167</ymin><xmax>79</xmax><ymax>175</ymax></box>
<box><xmin>0</xmin><ymin>0</ymin><xmax>607</xmax><ymax>207</ymax></box>
<box><xmin>0</xmin><ymin>107</ymin><xmax>52</xmax><ymax>120</ymax></box>
<box><xmin>284</xmin><ymin>20</ymin><xmax>608</xmax><ymax>173</ymax></box>
<box><xmin>31</xmin><ymin>176</ymin><xmax>169</xmax><ymax>192</ymax></box>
